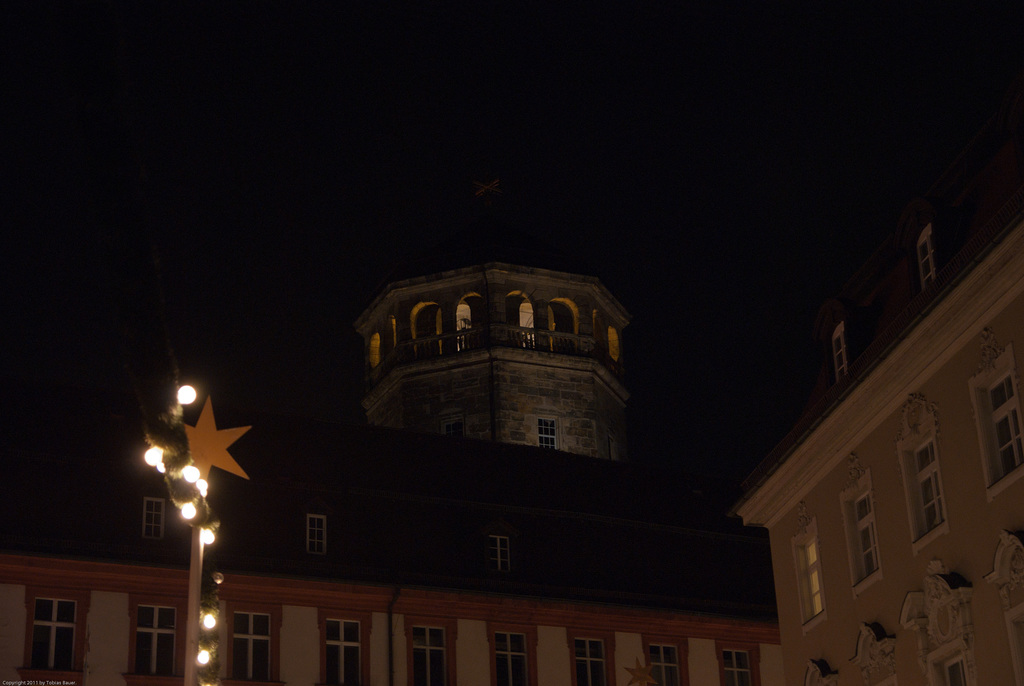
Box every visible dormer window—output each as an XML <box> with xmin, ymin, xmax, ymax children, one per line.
<box><xmin>832</xmin><ymin>322</ymin><xmax>848</xmax><ymax>380</ymax></box>
<box><xmin>917</xmin><ymin>223</ymin><xmax>936</xmax><ymax>289</ymax></box>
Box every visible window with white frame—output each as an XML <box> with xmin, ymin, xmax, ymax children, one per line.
<box><xmin>538</xmin><ymin>418</ymin><xmax>557</xmax><ymax>449</ymax></box>
<box><xmin>442</xmin><ymin>418</ymin><xmax>464</xmax><ymax>437</ymax></box>
<box><xmin>494</xmin><ymin>632</ymin><xmax>528</xmax><ymax>686</ymax></box>
<box><xmin>143</xmin><ymin>497</ymin><xmax>164</xmax><ymax>539</ymax></box>
<box><xmin>325</xmin><ymin>619</ymin><xmax>360</xmax><ymax>686</ymax></box>
<box><xmin>412</xmin><ymin>626</ymin><xmax>445</xmax><ymax>686</ymax></box>
<box><xmin>574</xmin><ymin>639</ymin><xmax>606</xmax><ymax>686</ymax></box>
<box><xmin>307</xmin><ymin>514</ymin><xmax>326</xmax><ymax>555</ymax></box>
<box><xmin>840</xmin><ymin>463</ymin><xmax>881</xmax><ymax>588</ymax></box>
<box><xmin>648</xmin><ymin>644</ymin><xmax>680</xmax><ymax>686</ymax></box>
<box><xmin>984</xmin><ymin>530</ymin><xmax>1024</xmax><ymax>685</ymax></box>
<box><xmin>135</xmin><ymin>605</ymin><xmax>175</xmax><ymax>675</ymax></box>
<box><xmin>917</xmin><ymin>223</ymin><xmax>936</xmax><ymax>289</ymax></box>
<box><xmin>969</xmin><ymin>333</ymin><xmax>1024</xmax><ymax>496</ymax></box>
<box><xmin>943</xmin><ymin>656</ymin><xmax>967</xmax><ymax>686</ymax></box>
<box><xmin>895</xmin><ymin>394</ymin><xmax>949</xmax><ymax>550</ymax></box>
<box><xmin>488</xmin><ymin>534</ymin><xmax>510</xmax><ymax>571</ymax></box>
<box><xmin>31</xmin><ymin>598</ymin><xmax>76</xmax><ymax>670</ymax></box>
<box><xmin>832</xmin><ymin>322</ymin><xmax>848</xmax><ymax>380</ymax></box>
<box><xmin>232</xmin><ymin>612</ymin><xmax>271</xmax><ymax>681</ymax></box>
<box><xmin>722</xmin><ymin>649</ymin><xmax>752</xmax><ymax>686</ymax></box>
<box><xmin>793</xmin><ymin>513</ymin><xmax>825</xmax><ymax>625</ymax></box>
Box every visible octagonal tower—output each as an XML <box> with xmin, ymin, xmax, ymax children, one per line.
<box><xmin>355</xmin><ymin>223</ymin><xmax>630</xmax><ymax>460</ymax></box>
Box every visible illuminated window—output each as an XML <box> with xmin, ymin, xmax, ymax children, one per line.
<box><xmin>574</xmin><ymin>639</ymin><xmax>605</xmax><ymax>686</ymax></box>
<box><xmin>831</xmin><ymin>322</ymin><xmax>848</xmax><ymax>380</ymax></box>
<box><xmin>31</xmin><ymin>599</ymin><xmax>76</xmax><ymax>670</ymax></box>
<box><xmin>793</xmin><ymin>516</ymin><xmax>825</xmax><ymax>625</ymax></box>
<box><xmin>917</xmin><ymin>224</ymin><xmax>936</xmax><ymax>289</ymax></box>
<box><xmin>325</xmin><ymin>619</ymin><xmax>360</xmax><ymax>686</ymax></box>
<box><xmin>494</xmin><ymin>632</ymin><xmax>527</xmax><ymax>686</ymax></box>
<box><xmin>307</xmin><ymin>514</ymin><xmax>326</xmax><ymax>555</ymax></box>
<box><xmin>135</xmin><ymin>605</ymin><xmax>175</xmax><ymax>675</ymax></box>
<box><xmin>143</xmin><ymin>497</ymin><xmax>165</xmax><ymax>539</ymax></box>
<box><xmin>538</xmin><ymin>418</ymin><xmax>557</xmax><ymax>449</ymax></box>
<box><xmin>968</xmin><ymin>335</ymin><xmax>1024</xmax><ymax>497</ymax></box>
<box><xmin>648</xmin><ymin>645</ymin><xmax>679</xmax><ymax>686</ymax></box>
<box><xmin>607</xmin><ymin>326</ymin><xmax>620</xmax><ymax>361</ymax></box>
<box><xmin>232</xmin><ymin>612</ymin><xmax>271</xmax><ymax>680</ymax></box>
<box><xmin>412</xmin><ymin>627</ymin><xmax>445</xmax><ymax>686</ymax></box>
<box><xmin>488</xmin><ymin>535</ymin><xmax>510</xmax><ymax>571</ymax></box>
<box><xmin>722</xmin><ymin>650</ymin><xmax>752</xmax><ymax>686</ymax></box>
<box><xmin>369</xmin><ymin>333</ymin><xmax>381</xmax><ymax>368</ymax></box>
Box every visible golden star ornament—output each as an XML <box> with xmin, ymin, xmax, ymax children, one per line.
<box><xmin>184</xmin><ymin>397</ymin><xmax>251</xmax><ymax>480</ymax></box>
<box><xmin>625</xmin><ymin>658</ymin><xmax>656</xmax><ymax>686</ymax></box>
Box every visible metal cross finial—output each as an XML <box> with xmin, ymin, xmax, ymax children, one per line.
<box><xmin>473</xmin><ymin>178</ymin><xmax>502</xmax><ymax>206</ymax></box>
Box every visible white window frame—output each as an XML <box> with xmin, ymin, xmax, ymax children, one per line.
<box><xmin>969</xmin><ymin>338</ymin><xmax>1024</xmax><ymax>500</ymax></box>
<box><xmin>722</xmin><ymin>649</ymin><xmax>752</xmax><ymax>686</ymax></box>
<box><xmin>840</xmin><ymin>467</ymin><xmax>882</xmax><ymax>595</ymax></box>
<box><xmin>307</xmin><ymin>514</ymin><xmax>326</xmax><ymax>555</ymax></box>
<box><xmin>488</xmin><ymin>534</ymin><xmax>510</xmax><ymax>572</ymax></box>
<box><xmin>792</xmin><ymin>516</ymin><xmax>826</xmax><ymax>631</ymax></box>
<box><xmin>917</xmin><ymin>223</ymin><xmax>937</xmax><ymax>289</ymax></box>
<box><xmin>831</xmin><ymin>322</ymin><xmax>848</xmax><ymax>380</ymax></box>
<box><xmin>574</xmin><ymin>638</ymin><xmax>606</xmax><ymax>686</ymax></box>
<box><xmin>324</xmin><ymin>618</ymin><xmax>360</xmax><ymax>686</ymax></box>
<box><xmin>143</xmin><ymin>497</ymin><xmax>165</xmax><ymax>539</ymax></box>
<box><xmin>895</xmin><ymin>395</ymin><xmax>949</xmax><ymax>554</ymax></box>
<box><xmin>135</xmin><ymin>605</ymin><xmax>176</xmax><ymax>675</ymax></box>
<box><xmin>442</xmin><ymin>417</ymin><xmax>464</xmax><ymax>438</ymax></box>
<box><xmin>494</xmin><ymin>631</ymin><xmax>528</xmax><ymax>686</ymax></box>
<box><xmin>232</xmin><ymin>611</ymin><xmax>271</xmax><ymax>681</ymax></box>
<box><xmin>412</xmin><ymin>626</ymin><xmax>446</xmax><ymax>686</ymax></box>
<box><xmin>538</xmin><ymin>417</ymin><xmax>557</xmax><ymax>449</ymax></box>
<box><xmin>984</xmin><ymin>530</ymin><xmax>1024</xmax><ymax>685</ymax></box>
<box><xmin>648</xmin><ymin>644</ymin><xmax>680</xmax><ymax>686</ymax></box>
<box><xmin>32</xmin><ymin>598</ymin><xmax>76</xmax><ymax>670</ymax></box>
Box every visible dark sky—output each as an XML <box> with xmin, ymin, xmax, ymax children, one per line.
<box><xmin>5</xmin><ymin>3</ymin><xmax>1024</xmax><ymax>476</ymax></box>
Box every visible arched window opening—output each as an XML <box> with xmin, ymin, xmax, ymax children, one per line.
<box><xmin>410</xmin><ymin>302</ymin><xmax>442</xmax><ymax>339</ymax></box>
<box><xmin>456</xmin><ymin>302</ymin><xmax>472</xmax><ymax>331</ymax></box>
<box><xmin>607</xmin><ymin>326</ymin><xmax>620</xmax><ymax>361</ymax></box>
<box><xmin>832</xmin><ymin>322</ymin><xmax>848</xmax><ymax>380</ymax></box>
<box><xmin>505</xmin><ymin>291</ymin><xmax>535</xmax><ymax>348</ymax></box>
<box><xmin>455</xmin><ymin>293</ymin><xmax>484</xmax><ymax>352</ymax></box>
<box><xmin>917</xmin><ymin>223</ymin><xmax>936</xmax><ymax>290</ymax></box>
<box><xmin>388</xmin><ymin>315</ymin><xmax>397</xmax><ymax>352</ymax></box>
<box><xmin>368</xmin><ymin>332</ymin><xmax>381</xmax><ymax>368</ymax></box>
<box><xmin>547</xmin><ymin>298</ymin><xmax>578</xmax><ymax>334</ymax></box>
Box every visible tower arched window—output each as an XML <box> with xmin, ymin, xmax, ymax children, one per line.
<box><xmin>368</xmin><ymin>332</ymin><xmax>381</xmax><ymax>368</ymax></box>
<box><xmin>506</xmin><ymin>292</ymin><xmax>535</xmax><ymax>348</ymax></box>
<box><xmin>410</xmin><ymin>302</ymin><xmax>442</xmax><ymax>339</ymax></box>
<box><xmin>607</xmin><ymin>326</ymin><xmax>620</xmax><ymax>361</ymax></box>
<box><xmin>547</xmin><ymin>298</ymin><xmax>578</xmax><ymax>334</ymax></box>
<box><xmin>917</xmin><ymin>223</ymin><xmax>936</xmax><ymax>290</ymax></box>
<box><xmin>832</xmin><ymin>322</ymin><xmax>848</xmax><ymax>380</ymax></box>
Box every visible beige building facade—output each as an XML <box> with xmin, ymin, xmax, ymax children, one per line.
<box><xmin>736</xmin><ymin>79</ymin><xmax>1024</xmax><ymax>685</ymax></box>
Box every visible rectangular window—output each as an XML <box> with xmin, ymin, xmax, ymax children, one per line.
<box><xmin>944</xmin><ymin>656</ymin><xmax>966</xmax><ymax>686</ymax></box>
<box><xmin>32</xmin><ymin>598</ymin><xmax>76</xmax><ymax>670</ymax></box>
<box><xmin>307</xmin><ymin>514</ymin><xmax>326</xmax><ymax>555</ymax></box>
<box><xmin>915</xmin><ymin>441</ymin><xmax>945</xmax><ymax>534</ymax></box>
<box><xmin>143</xmin><ymin>497</ymin><xmax>165</xmax><ymax>539</ymax></box>
<box><xmin>538</xmin><ymin>418</ymin><xmax>557</xmax><ymax>449</ymax></box>
<box><xmin>853</xmin><ymin>493</ymin><xmax>879</xmax><ymax>579</ymax></box>
<box><xmin>412</xmin><ymin>626</ymin><xmax>445</xmax><ymax>686</ymax></box>
<box><xmin>443</xmin><ymin>419</ymin><xmax>464</xmax><ymax>437</ymax></box>
<box><xmin>794</xmin><ymin>528</ymin><xmax>824</xmax><ymax>623</ymax></box>
<box><xmin>990</xmin><ymin>374</ymin><xmax>1024</xmax><ymax>479</ymax></box>
<box><xmin>325</xmin><ymin>619</ymin><xmax>360</xmax><ymax>686</ymax></box>
<box><xmin>495</xmin><ymin>632</ymin><xmax>527</xmax><ymax>686</ymax></box>
<box><xmin>574</xmin><ymin>639</ymin><xmax>605</xmax><ymax>686</ymax></box>
<box><xmin>233</xmin><ymin>612</ymin><xmax>270</xmax><ymax>681</ymax></box>
<box><xmin>722</xmin><ymin>650</ymin><xmax>751</xmax><ymax>686</ymax></box>
<box><xmin>135</xmin><ymin>605</ymin><xmax>175</xmax><ymax>675</ymax></box>
<box><xmin>648</xmin><ymin>644</ymin><xmax>679</xmax><ymax>686</ymax></box>
<box><xmin>488</xmin><ymin>535</ymin><xmax>510</xmax><ymax>571</ymax></box>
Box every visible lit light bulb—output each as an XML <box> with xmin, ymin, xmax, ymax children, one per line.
<box><xmin>178</xmin><ymin>385</ymin><xmax>197</xmax><ymax>405</ymax></box>
<box><xmin>200</xmin><ymin>529</ymin><xmax>215</xmax><ymax>545</ymax></box>
<box><xmin>144</xmin><ymin>447</ymin><xmax>163</xmax><ymax>466</ymax></box>
<box><xmin>181</xmin><ymin>502</ymin><xmax>197</xmax><ymax>519</ymax></box>
<box><xmin>197</xmin><ymin>649</ymin><xmax>210</xmax><ymax>665</ymax></box>
<box><xmin>202</xmin><ymin>613</ymin><xmax>217</xmax><ymax>629</ymax></box>
<box><xmin>197</xmin><ymin>479</ymin><xmax>208</xmax><ymax>497</ymax></box>
<box><xmin>183</xmin><ymin>465</ymin><xmax>200</xmax><ymax>483</ymax></box>
<box><xmin>156</xmin><ymin>462</ymin><xmax>166</xmax><ymax>474</ymax></box>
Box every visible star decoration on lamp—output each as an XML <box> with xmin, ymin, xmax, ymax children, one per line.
<box><xmin>184</xmin><ymin>397</ymin><xmax>251</xmax><ymax>480</ymax></box>
<box><xmin>625</xmin><ymin>658</ymin><xmax>657</xmax><ymax>686</ymax></box>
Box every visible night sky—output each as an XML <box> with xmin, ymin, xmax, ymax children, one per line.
<box><xmin>5</xmin><ymin>3</ymin><xmax>1024</xmax><ymax>476</ymax></box>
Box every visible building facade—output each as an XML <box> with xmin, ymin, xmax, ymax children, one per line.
<box><xmin>736</xmin><ymin>77</ymin><xmax>1024</xmax><ymax>685</ymax></box>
